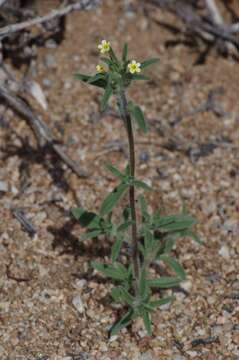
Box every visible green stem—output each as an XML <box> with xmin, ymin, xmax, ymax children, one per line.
<box><xmin>117</xmin><ymin>89</ymin><xmax>140</xmax><ymax>281</ymax></box>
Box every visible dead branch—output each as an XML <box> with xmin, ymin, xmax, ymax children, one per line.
<box><xmin>0</xmin><ymin>0</ymin><xmax>101</xmax><ymax>39</ymax></box>
<box><xmin>0</xmin><ymin>84</ymin><xmax>88</xmax><ymax>178</ymax></box>
<box><xmin>147</xmin><ymin>0</ymin><xmax>239</xmax><ymax>52</ymax></box>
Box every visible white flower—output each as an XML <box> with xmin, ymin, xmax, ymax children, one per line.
<box><xmin>98</xmin><ymin>40</ymin><xmax>110</xmax><ymax>54</ymax></box>
<box><xmin>128</xmin><ymin>60</ymin><xmax>141</xmax><ymax>74</ymax></box>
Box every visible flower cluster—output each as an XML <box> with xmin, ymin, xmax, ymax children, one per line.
<box><xmin>97</xmin><ymin>40</ymin><xmax>141</xmax><ymax>74</ymax></box>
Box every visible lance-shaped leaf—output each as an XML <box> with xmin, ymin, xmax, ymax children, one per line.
<box><xmin>152</xmin><ymin>214</ymin><xmax>197</xmax><ymax>232</ymax></box>
<box><xmin>100</xmin><ymin>183</ymin><xmax>128</xmax><ymax>216</ymax></box>
<box><xmin>139</xmin><ymin>195</ymin><xmax>150</xmax><ymax>223</ymax></box>
<box><xmin>128</xmin><ymin>101</ymin><xmax>148</xmax><ymax>133</ymax></box>
<box><xmin>92</xmin><ymin>261</ymin><xmax>129</xmax><ymax>281</ymax></box>
<box><xmin>134</xmin><ymin>180</ymin><xmax>152</xmax><ymax>191</ymax></box>
<box><xmin>88</xmin><ymin>73</ymin><xmax>106</xmax><ymax>84</ymax></box>
<box><xmin>140</xmin><ymin>58</ymin><xmax>159</xmax><ymax>69</ymax></box>
<box><xmin>131</xmin><ymin>74</ymin><xmax>150</xmax><ymax>81</ymax></box>
<box><xmin>105</xmin><ymin>163</ymin><xmax>125</xmax><ymax>180</ymax></box>
<box><xmin>75</xmin><ymin>73</ymin><xmax>107</xmax><ymax>88</ymax></box>
<box><xmin>110</xmin><ymin>309</ymin><xmax>135</xmax><ymax>336</ymax></box>
<box><xmin>81</xmin><ymin>229</ymin><xmax>102</xmax><ymax>240</ymax></box>
<box><xmin>148</xmin><ymin>276</ymin><xmax>181</xmax><ymax>288</ymax></box>
<box><xmin>146</xmin><ymin>296</ymin><xmax>174</xmax><ymax>310</ymax></box>
<box><xmin>71</xmin><ymin>207</ymin><xmax>99</xmax><ymax>229</ymax></box>
<box><xmin>141</xmin><ymin>308</ymin><xmax>152</xmax><ymax>335</ymax></box>
<box><xmin>122</xmin><ymin>43</ymin><xmax>128</xmax><ymax>62</ymax></box>
<box><xmin>111</xmin><ymin>235</ymin><xmax>124</xmax><ymax>262</ymax></box>
<box><xmin>101</xmin><ymin>81</ymin><xmax>113</xmax><ymax>111</ymax></box>
<box><xmin>159</xmin><ymin>255</ymin><xmax>186</xmax><ymax>280</ymax></box>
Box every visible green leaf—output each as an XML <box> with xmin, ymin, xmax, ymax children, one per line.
<box><xmin>100</xmin><ymin>183</ymin><xmax>128</xmax><ymax>217</ymax></box>
<box><xmin>141</xmin><ymin>308</ymin><xmax>152</xmax><ymax>335</ymax></box>
<box><xmin>81</xmin><ymin>229</ymin><xmax>102</xmax><ymax>240</ymax></box>
<box><xmin>101</xmin><ymin>82</ymin><xmax>113</xmax><ymax>111</ymax></box>
<box><xmin>148</xmin><ymin>296</ymin><xmax>174</xmax><ymax>310</ymax></box>
<box><xmin>88</xmin><ymin>73</ymin><xmax>105</xmax><ymax>84</ymax></box>
<box><xmin>148</xmin><ymin>276</ymin><xmax>181</xmax><ymax>288</ymax></box>
<box><xmin>131</xmin><ymin>74</ymin><xmax>150</xmax><ymax>81</ymax></box>
<box><xmin>122</xmin><ymin>43</ymin><xmax>128</xmax><ymax>62</ymax></box>
<box><xmin>105</xmin><ymin>163</ymin><xmax>125</xmax><ymax>180</ymax></box>
<box><xmin>117</xmin><ymin>221</ymin><xmax>132</xmax><ymax>232</ymax></box>
<box><xmin>109</xmin><ymin>309</ymin><xmax>134</xmax><ymax>336</ymax></box>
<box><xmin>92</xmin><ymin>262</ymin><xmax>129</xmax><ymax>281</ymax></box>
<box><xmin>128</xmin><ymin>102</ymin><xmax>148</xmax><ymax>133</ymax></box>
<box><xmin>139</xmin><ymin>268</ymin><xmax>149</xmax><ymax>299</ymax></box>
<box><xmin>109</xmin><ymin>47</ymin><xmax>119</xmax><ymax>65</ymax></box>
<box><xmin>140</xmin><ymin>58</ymin><xmax>159</xmax><ymax>69</ymax></box>
<box><xmin>111</xmin><ymin>235</ymin><xmax>124</xmax><ymax>262</ymax></box>
<box><xmin>100</xmin><ymin>57</ymin><xmax>111</xmax><ymax>66</ymax></box>
<box><xmin>153</xmin><ymin>214</ymin><xmax>197</xmax><ymax>232</ymax></box>
<box><xmin>139</xmin><ymin>195</ymin><xmax>150</xmax><ymax>223</ymax></box>
<box><xmin>71</xmin><ymin>208</ymin><xmax>99</xmax><ymax>229</ymax></box>
<box><xmin>159</xmin><ymin>255</ymin><xmax>186</xmax><ymax>280</ymax></box>
<box><xmin>134</xmin><ymin>180</ymin><xmax>152</xmax><ymax>191</ymax></box>
<box><xmin>184</xmin><ymin>230</ymin><xmax>203</xmax><ymax>245</ymax></box>
<box><xmin>75</xmin><ymin>73</ymin><xmax>107</xmax><ymax>88</ymax></box>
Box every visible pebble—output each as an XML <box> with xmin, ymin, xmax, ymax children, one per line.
<box><xmin>42</xmin><ymin>78</ymin><xmax>53</xmax><ymax>88</ymax></box>
<box><xmin>72</xmin><ymin>294</ymin><xmax>85</xmax><ymax>314</ymax></box>
<box><xmin>219</xmin><ymin>245</ymin><xmax>230</xmax><ymax>259</ymax></box>
<box><xmin>139</xmin><ymin>151</ymin><xmax>150</xmax><ymax>162</ymax></box>
<box><xmin>0</xmin><ymin>181</ymin><xmax>8</xmax><ymax>192</ymax></box>
<box><xmin>173</xmin><ymin>354</ymin><xmax>182</xmax><ymax>360</ymax></box>
<box><xmin>44</xmin><ymin>54</ymin><xmax>57</xmax><ymax>69</ymax></box>
<box><xmin>45</xmin><ymin>39</ymin><xmax>58</xmax><ymax>49</ymax></box>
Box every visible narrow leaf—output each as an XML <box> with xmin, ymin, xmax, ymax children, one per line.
<box><xmin>111</xmin><ymin>235</ymin><xmax>124</xmax><ymax>262</ymax></box>
<box><xmin>134</xmin><ymin>180</ymin><xmax>152</xmax><ymax>191</ymax></box>
<box><xmin>131</xmin><ymin>74</ymin><xmax>150</xmax><ymax>81</ymax></box>
<box><xmin>92</xmin><ymin>262</ymin><xmax>128</xmax><ymax>281</ymax></box>
<box><xmin>71</xmin><ymin>208</ymin><xmax>99</xmax><ymax>228</ymax></box>
<box><xmin>122</xmin><ymin>43</ymin><xmax>128</xmax><ymax>62</ymax></box>
<box><xmin>128</xmin><ymin>102</ymin><xmax>148</xmax><ymax>133</ymax></box>
<box><xmin>105</xmin><ymin>163</ymin><xmax>125</xmax><ymax>180</ymax></box>
<box><xmin>148</xmin><ymin>296</ymin><xmax>174</xmax><ymax>309</ymax></box>
<box><xmin>81</xmin><ymin>229</ymin><xmax>102</xmax><ymax>240</ymax></box>
<box><xmin>88</xmin><ymin>73</ymin><xmax>105</xmax><ymax>84</ymax></box>
<box><xmin>101</xmin><ymin>82</ymin><xmax>113</xmax><ymax>111</ymax></box>
<box><xmin>109</xmin><ymin>309</ymin><xmax>134</xmax><ymax>336</ymax></box>
<box><xmin>142</xmin><ymin>308</ymin><xmax>152</xmax><ymax>335</ymax></box>
<box><xmin>100</xmin><ymin>183</ymin><xmax>128</xmax><ymax>216</ymax></box>
<box><xmin>148</xmin><ymin>276</ymin><xmax>181</xmax><ymax>288</ymax></box>
<box><xmin>159</xmin><ymin>255</ymin><xmax>186</xmax><ymax>280</ymax></box>
<box><xmin>140</xmin><ymin>58</ymin><xmax>159</xmax><ymax>69</ymax></box>
<box><xmin>75</xmin><ymin>73</ymin><xmax>107</xmax><ymax>88</ymax></box>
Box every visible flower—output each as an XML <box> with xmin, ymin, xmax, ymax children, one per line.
<box><xmin>96</xmin><ymin>64</ymin><xmax>105</xmax><ymax>73</ymax></box>
<box><xmin>128</xmin><ymin>60</ymin><xmax>141</xmax><ymax>74</ymax></box>
<box><xmin>98</xmin><ymin>40</ymin><xmax>110</xmax><ymax>54</ymax></box>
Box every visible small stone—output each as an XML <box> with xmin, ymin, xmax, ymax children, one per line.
<box><xmin>44</xmin><ymin>54</ymin><xmax>57</xmax><ymax>69</ymax></box>
<box><xmin>173</xmin><ymin>354</ymin><xmax>182</xmax><ymax>360</ymax></box>
<box><xmin>72</xmin><ymin>294</ymin><xmax>85</xmax><ymax>314</ymax></box>
<box><xmin>219</xmin><ymin>245</ymin><xmax>230</xmax><ymax>259</ymax></box>
<box><xmin>0</xmin><ymin>181</ymin><xmax>8</xmax><ymax>192</ymax></box>
<box><xmin>139</xmin><ymin>152</ymin><xmax>150</xmax><ymax>162</ymax></box>
<box><xmin>140</xmin><ymin>351</ymin><xmax>153</xmax><ymax>360</ymax></box>
<box><xmin>42</xmin><ymin>78</ymin><xmax>53</xmax><ymax>88</ymax></box>
<box><xmin>73</xmin><ymin>279</ymin><xmax>87</xmax><ymax>289</ymax></box>
<box><xmin>45</xmin><ymin>39</ymin><xmax>58</xmax><ymax>49</ymax></box>
<box><xmin>186</xmin><ymin>351</ymin><xmax>198</xmax><ymax>358</ymax></box>
<box><xmin>181</xmin><ymin>280</ymin><xmax>192</xmax><ymax>292</ymax></box>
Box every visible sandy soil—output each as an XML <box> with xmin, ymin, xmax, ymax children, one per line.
<box><xmin>0</xmin><ymin>1</ymin><xmax>238</xmax><ymax>359</ymax></box>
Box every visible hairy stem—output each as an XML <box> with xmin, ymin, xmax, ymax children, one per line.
<box><xmin>117</xmin><ymin>89</ymin><xmax>140</xmax><ymax>281</ymax></box>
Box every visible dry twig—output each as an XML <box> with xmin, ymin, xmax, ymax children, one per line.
<box><xmin>0</xmin><ymin>0</ymin><xmax>101</xmax><ymax>39</ymax></box>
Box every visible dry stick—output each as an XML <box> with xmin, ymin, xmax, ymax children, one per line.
<box><xmin>148</xmin><ymin>0</ymin><xmax>239</xmax><ymax>50</ymax></box>
<box><xmin>117</xmin><ymin>89</ymin><xmax>140</xmax><ymax>282</ymax></box>
<box><xmin>0</xmin><ymin>0</ymin><xmax>101</xmax><ymax>39</ymax></box>
<box><xmin>0</xmin><ymin>85</ymin><xmax>88</xmax><ymax>177</ymax></box>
